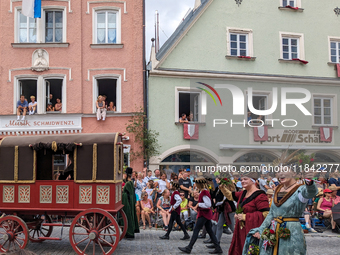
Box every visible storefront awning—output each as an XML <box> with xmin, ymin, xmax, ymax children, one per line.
<box><xmin>220</xmin><ymin>144</ymin><xmax>340</xmax><ymax>150</ymax></box>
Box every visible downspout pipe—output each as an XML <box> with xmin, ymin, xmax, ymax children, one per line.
<box><xmin>142</xmin><ymin>0</ymin><xmax>148</xmax><ymax>167</ymax></box>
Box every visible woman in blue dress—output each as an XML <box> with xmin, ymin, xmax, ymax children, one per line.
<box><xmin>243</xmin><ymin>167</ymin><xmax>318</xmax><ymax>255</ymax></box>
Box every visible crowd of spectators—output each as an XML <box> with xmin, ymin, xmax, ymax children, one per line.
<box><xmin>16</xmin><ymin>93</ymin><xmax>64</xmax><ymax>120</ymax></box>
<box><xmin>122</xmin><ymin>166</ymin><xmax>340</xmax><ymax>237</ymax></box>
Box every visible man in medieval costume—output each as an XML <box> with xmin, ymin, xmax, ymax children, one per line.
<box><xmin>122</xmin><ymin>167</ymin><xmax>140</xmax><ymax>238</ymax></box>
<box><xmin>178</xmin><ymin>176</ymin><xmax>223</xmax><ymax>254</ymax></box>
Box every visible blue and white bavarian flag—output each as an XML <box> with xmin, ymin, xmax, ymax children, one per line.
<box><xmin>22</xmin><ymin>0</ymin><xmax>41</xmax><ymax>18</ymax></box>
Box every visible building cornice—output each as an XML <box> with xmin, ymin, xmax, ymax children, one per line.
<box><xmin>149</xmin><ymin>68</ymin><xmax>340</xmax><ymax>86</ymax></box>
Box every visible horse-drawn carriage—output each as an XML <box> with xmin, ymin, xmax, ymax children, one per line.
<box><xmin>0</xmin><ymin>133</ymin><xmax>127</xmax><ymax>254</ymax></box>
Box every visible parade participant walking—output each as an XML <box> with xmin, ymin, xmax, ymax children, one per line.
<box><xmin>243</xmin><ymin>166</ymin><xmax>318</xmax><ymax>255</ymax></box>
<box><xmin>178</xmin><ymin>177</ymin><xmax>223</xmax><ymax>254</ymax></box>
<box><xmin>219</xmin><ymin>172</ymin><xmax>269</xmax><ymax>255</ymax></box>
<box><xmin>159</xmin><ymin>182</ymin><xmax>190</xmax><ymax>240</ymax></box>
<box><xmin>206</xmin><ymin>177</ymin><xmax>236</xmax><ymax>248</ymax></box>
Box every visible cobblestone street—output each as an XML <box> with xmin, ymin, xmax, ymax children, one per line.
<box><xmin>24</xmin><ymin>227</ymin><xmax>340</xmax><ymax>255</ymax></box>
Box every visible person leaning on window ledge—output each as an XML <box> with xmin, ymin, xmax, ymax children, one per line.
<box><xmin>107</xmin><ymin>101</ymin><xmax>116</xmax><ymax>111</ymax></box>
<box><xmin>179</xmin><ymin>113</ymin><xmax>189</xmax><ymax>123</ymax></box>
<box><xmin>47</xmin><ymin>103</ymin><xmax>55</xmax><ymax>112</ymax></box>
<box><xmin>188</xmin><ymin>111</ymin><xmax>194</xmax><ymax>122</ymax></box>
<box><xmin>55</xmin><ymin>98</ymin><xmax>62</xmax><ymax>112</ymax></box>
<box><xmin>17</xmin><ymin>95</ymin><xmax>28</xmax><ymax>121</ymax></box>
<box><xmin>96</xmin><ymin>95</ymin><xmax>106</xmax><ymax>121</ymax></box>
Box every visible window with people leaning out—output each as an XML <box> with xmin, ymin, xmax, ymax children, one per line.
<box><xmin>247</xmin><ymin>95</ymin><xmax>267</xmax><ymax>126</ymax></box>
<box><xmin>16</xmin><ymin>79</ymin><xmax>64</xmax><ymax>120</ymax></box>
<box><xmin>178</xmin><ymin>91</ymin><xmax>200</xmax><ymax>123</ymax></box>
<box><xmin>96</xmin><ymin>79</ymin><xmax>117</xmax><ymax>121</ymax></box>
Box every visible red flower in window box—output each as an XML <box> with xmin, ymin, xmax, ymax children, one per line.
<box><xmin>270</xmin><ymin>229</ymin><xmax>275</xmax><ymax>234</ymax></box>
<box><xmin>310</xmin><ymin>158</ymin><xmax>314</xmax><ymax>162</ymax></box>
<box><xmin>299</xmin><ymin>159</ymin><xmax>303</xmax><ymax>163</ymax></box>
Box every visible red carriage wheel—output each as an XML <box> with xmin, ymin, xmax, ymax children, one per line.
<box><xmin>69</xmin><ymin>208</ymin><xmax>120</xmax><ymax>255</ymax></box>
<box><xmin>115</xmin><ymin>209</ymin><xmax>127</xmax><ymax>241</ymax></box>
<box><xmin>27</xmin><ymin>215</ymin><xmax>53</xmax><ymax>243</ymax></box>
<box><xmin>0</xmin><ymin>215</ymin><xmax>29</xmax><ymax>252</ymax></box>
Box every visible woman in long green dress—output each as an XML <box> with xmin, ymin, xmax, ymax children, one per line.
<box><xmin>243</xmin><ymin>169</ymin><xmax>318</xmax><ymax>255</ymax></box>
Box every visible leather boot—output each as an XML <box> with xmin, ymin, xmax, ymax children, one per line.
<box><xmin>159</xmin><ymin>235</ymin><xmax>169</xmax><ymax>240</ymax></box>
<box><xmin>180</xmin><ymin>233</ymin><xmax>190</xmax><ymax>240</ymax></box>
<box><xmin>178</xmin><ymin>246</ymin><xmax>192</xmax><ymax>254</ymax></box>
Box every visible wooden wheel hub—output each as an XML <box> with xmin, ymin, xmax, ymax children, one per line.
<box><xmin>89</xmin><ymin>230</ymin><xmax>98</xmax><ymax>240</ymax></box>
<box><xmin>2</xmin><ymin>233</ymin><xmax>11</xmax><ymax>242</ymax></box>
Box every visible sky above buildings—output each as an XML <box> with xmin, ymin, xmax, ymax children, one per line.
<box><xmin>145</xmin><ymin>0</ymin><xmax>195</xmax><ymax>59</ymax></box>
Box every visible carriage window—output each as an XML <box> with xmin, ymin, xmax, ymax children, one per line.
<box><xmin>178</xmin><ymin>91</ymin><xmax>200</xmax><ymax>122</ymax></box>
<box><xmin>97</xmin><ymin>79</ymin><xmax>117</xmax><ymax>112</ymax></box>
<box><xmin>46</xmin><ymin>79</ymin><xmax>63</xmax><ymax>113</ymax></box>
<box><xmin>36</xmin><ymin>151</ymin><xmax>74</xmax><ymax>180</ymax></box>
<box><xmin>18</xmin><ymin>80</ymin><xmax>37</xmax><ymax>104</ymax></box>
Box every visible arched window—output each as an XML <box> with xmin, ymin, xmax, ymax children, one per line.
<box><xmin>160</xmin><ymin>151</ymin><xmax>215</xmax><ymax>177</ymax></box>
<box><xmin>162</xmin><ymin>151</ymin><xmax>212</xmax><ymax>163</ymax></box>
<box><xmin>314</xmin><ymin>153</ymin><xmax>340</xmax><ymax>163</ymax></box>
<box><xmin>234</xmin><ymin>152</ymin><xmax>276</xmax><ymax>163</ymax></box>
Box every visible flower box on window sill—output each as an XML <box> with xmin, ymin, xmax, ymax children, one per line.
<box><xmin>278</xmin><ymin>6</ymin><xmax>304</xmax><ymax>12</ymax></box>
<box><xmin>11</xmin><ymin>43</ymin><xmax>70</xmax><ymax>48</ymax></box>
<box><xmin>278</xmin><ymin>59</ymin><xmax>308</xmax><ymax>64</ymax></box>
<box><xmin>175</xmin><ymin>122</ymin><xmax>206</xmax><ymax>126</ymax></box>
<box><xmin>225</xmin><ymin>55</ymin><xmax>256</xmax><ymax>61</ymax></box>
<box><xmin>90</xmin><ymin>44</ymin><xmax>124</xmax><ymax>49</ymax></box>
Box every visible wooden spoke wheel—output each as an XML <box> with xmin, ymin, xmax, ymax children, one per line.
<box><xmin>69</xmin><ymin>209</ymin><xmax>120</xmax><ymax>255</ymax></box>
<box><xmin>27</xmin><ymin>215</ymin><xmax>53</xmax><ymax>243</ymax></box>
<box><xmin>114</xmin><ymin>209</ymin><xmax>127</xmax><ymax>241</ymax></box>
<box><xmin>0</xmin><ymin>216</ymin><xmax>29</xmax><ymax>252</ymax></box>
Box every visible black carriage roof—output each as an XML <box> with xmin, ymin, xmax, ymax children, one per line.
<box><xmin>0</xmin><ymin>133</ymin><xmax>118</xmax><ymax>147</ymax></box>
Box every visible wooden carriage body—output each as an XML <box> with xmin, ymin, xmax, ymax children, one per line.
<box><xmin>0</xmin><ymin>133</ymin><xmax>128</xmax><ymax>254</ymax></box>
<box><xmin>0</xmin><ymin>133</ymin><xmax>124</xmax><ymax>215</ymax></box>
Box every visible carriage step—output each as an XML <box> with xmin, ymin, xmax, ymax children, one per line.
<box><xmin>38</xmin><ymin>237</ymin><xmax>62</xmax><ymax>241</ymax></box>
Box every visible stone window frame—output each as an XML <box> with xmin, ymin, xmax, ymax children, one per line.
<box><xmin>312</xmin><ymin>94</ymin><xmax>337</xmax><ymax>127</ymax></box>
<box><xmin>92</xmin><ymin>6</ymin><xmax>122</xmax><ymax>45</ymax></box>
<box><xmin>226</xmin><ymin>27</ymin><xmax>254</xmax><ymax>58</ymax></box>
<box><xmin>279</xmin><ymin>32</ymin><xmax>305</xmax><ymax>61</ymax></box>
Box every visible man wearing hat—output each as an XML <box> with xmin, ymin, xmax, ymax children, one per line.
<box><xmin>160</xmin><ymin>182</ymin><xmax>190</xmax><ymax>240</ymax></box>
<box><xmin>178</xmin><ymin>177</ymin><xmax>223</xmax><ymax>254</ymax></box>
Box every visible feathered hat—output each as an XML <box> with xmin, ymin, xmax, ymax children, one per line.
<box><xmin>194</xmin><ymin>176</ymin><xmax>207</xmax><ymax>184</ymax></box>
<box><xmin>272</xmin><ymin>149</ymin><xmax>301</xmax><ymax>167</ymax></box>
<box><xmin>171</xmin><ymin>181</ymin><xmax>180</xmax><ymax>189</ymax></box>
